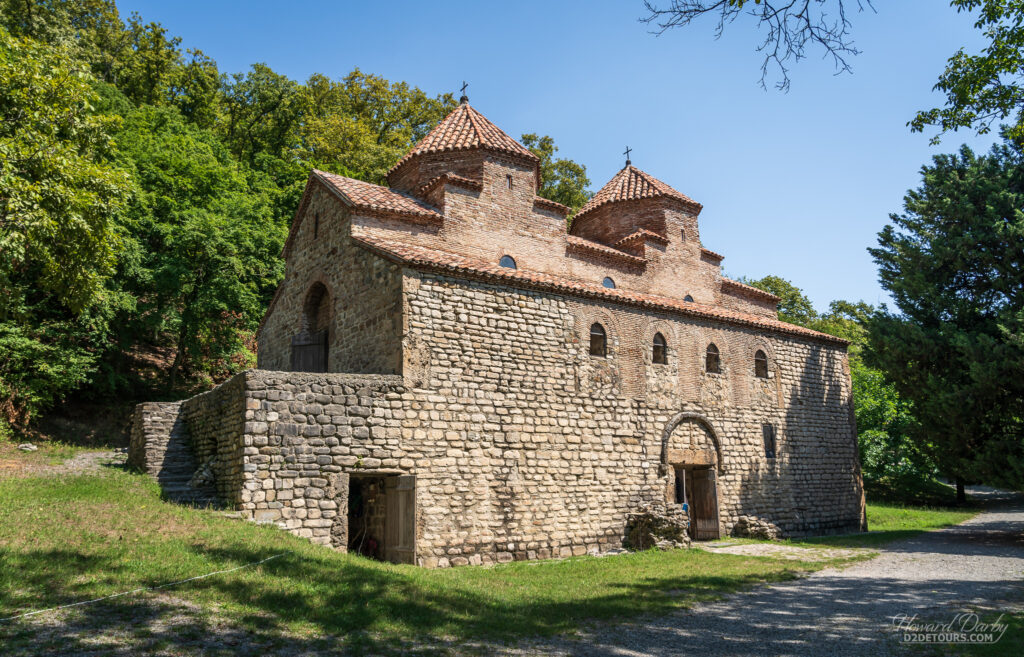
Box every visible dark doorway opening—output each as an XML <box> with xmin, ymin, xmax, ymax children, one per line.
<box><xmin>674</xmin><ymin>465</ymin><xmax>720</xmax><ymax>541</ymax></box>
<box><xmin>346</xmin><ymin>474</ymin><xmax>417</xmax><ymax>564</ymax></box>
<box><xmin>347</xmin><ymin>475</ymin><xmax>385</xmax><ymax>559</ymax></box>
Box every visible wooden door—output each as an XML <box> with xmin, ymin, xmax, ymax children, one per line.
<box><xmin>688</xmin><ymin>468</ymin><xmax>721</xmax><ymax>540</ymax></box>
<box><xmin>290</xmin><ymin>330</ymin><xmax>328</xmax><ymax>372</ymax></box>
<box><xmin>384</xmin><ymin>475</ymin><xmax>416</xmax><ymax>564</ymax></box>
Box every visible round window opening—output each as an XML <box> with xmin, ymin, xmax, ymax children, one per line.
<box><xmin>499</xmin><ymin>255</ymin><xmax>517</xmax><ymax>269</ymax></box>
<box><xmin>602</xmin><ymin>277</ymin><xmax>616</xmax><ymax>289</ymax></box>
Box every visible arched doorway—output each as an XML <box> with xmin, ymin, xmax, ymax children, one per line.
<box><xmin>291</xmin><ymin>282</ymin><xmax>330</xmax><ymax>372</ymax></box>
<box><xmin>661</xmin><ymin>412</ymin><xmax>723</xmax><ymax>540</ymax></box>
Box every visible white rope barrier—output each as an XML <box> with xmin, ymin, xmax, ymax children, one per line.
<box><xmin>0</xmin><ymin>552</ymin><xmax>288</xmax><ymax>622</ymax></box>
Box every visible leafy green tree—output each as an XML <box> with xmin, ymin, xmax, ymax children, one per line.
<box><xmin>520</xmin><ymin>133</ymin><xmax>592</xmax><ymax>214</ymax></box>
<box><xmin>112</xmin><ymin>104</ymin><xmax>285</xmax><ymax>387</ymax></box>
<box><xmin>0</xmin><ymin>27</ymin><xmax>131</xmax><ymax>424</ymax></box>
<box><xmin>220</xmin><ymin>63</ymin><xmax>303</xmax><ymax>165</ymax></box>
<box><xmin>0</xmin><ymin>27</ymin><xmax>130</xmax><ymax>310</ymax></box>
<box><xmin>298</xmin><ymin>70</ymin><xmax>455</xmax><ymax>184</ymax></box>
<box><xmin>741</xmin><ymin>275</ymin><xmax>819</xmax><ymax>326</ymax></box>
<box><xmin>912</xmin><ymin>1</ymin><xmax>1024</xmax><ymax>142</ymax></box>
<box><xmin>868</xmin><ymin>140</ymin><xmax>1024</xmax><ymax>500</ymax></box>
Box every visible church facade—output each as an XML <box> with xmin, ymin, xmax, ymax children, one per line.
<box><xmin>130</xmin><ymin>97</ymin><xmax>866</xmax><ymax>567</ymax></box>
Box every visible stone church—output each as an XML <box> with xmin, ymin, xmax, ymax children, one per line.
<box><xmin>129</xmin><ymin>96</ymin><xmax>867</xmax><ymax>567</ymax></box>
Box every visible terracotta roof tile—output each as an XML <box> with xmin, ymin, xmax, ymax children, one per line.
<box><xmin>533</xmin><ymin>196</ymin><xmax>570</xmax><ymax>215</ymax></box>
<box><xmin>566</xmin><ymin>235</ymin><xmax>647</xmax><ymax>266</ymax></box>
<box><xmin>615</xmin><ymin>228</ymin><xmax>670</xmax><ymax>248</ymax></box>
<box><xmin>352</xmin><ymin>233</ymin><xmax>847</xmax><ymax>346</ymax></box>
<box><xmin>314</xmin><ymin>170</ymin><xmax>443</xmax><ymax>221</ymax></box>
<box><xmin>700</xmin><ymin>247</ymin><xmax>724</xmax><ymax>262</ymax></box>
<box><xmin>575</xmin><ymin>165</ymin><xmax>701</xmax><ymax>220</ymax></box>
<box><xmin>416</xmin><ymin>173</ymin><xmax>483</xmax><ymax>198</ymax></box>
<box><xmin>388</xmin><ymin>102</ymin><xmax>538</xmax><ymax>176</ymax></box>
<box><xmin>722</xmin><ymin>277</ymin><xmax>781</xmax><ymax>303</ymax></box>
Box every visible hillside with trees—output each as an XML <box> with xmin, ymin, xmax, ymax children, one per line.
<box><xmin>0</xmin><ymin>0</ymin><xmax>591</xmax><ymax>436</ymax></box>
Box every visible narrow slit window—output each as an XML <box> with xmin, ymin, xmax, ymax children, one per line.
<box><xmin>506</xmin><ymin>174</ymin><xmax>513</xmax><ymax>189</ymax></box>
<box><xmin>762</xmin><ymin>423</ymin><xmax>777</xmax><ymax>459</ymax></box>
<box><xmin>705</xmin><ymin>343</ymin><xmax>721</xmax><ymax>374</ymax></box>
<box><xmin>652</xmin><ymin>333</ymin><xmax>668</xmax><ymax>364</ymax></box>
<box><xmin>589</xmin><ymin>323</ymin><xmax>607</xmax><ymax>357</ymax></box>
<box><xmin>755</xmin><ymin>349</ymin><xmax>769</xmax><ymax>378</ymax></box>
<box><xmin>313</xmin><ymin>213</ymin><xmax>320</xmax><ymax>239</ymax></box>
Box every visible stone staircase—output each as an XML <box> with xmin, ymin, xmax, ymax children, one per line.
<box><xmin>129</xmin><ymin>402</ymin><xmax>219</xmax><ymax>508</ymax></box>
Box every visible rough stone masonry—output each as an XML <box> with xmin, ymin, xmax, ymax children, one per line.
<box><xmin>130</xmin><ymin>97</ymin><xmax>867</xmax><ymax>567</ymax></box>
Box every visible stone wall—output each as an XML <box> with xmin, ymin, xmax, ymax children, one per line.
<box><xmin>179</xmin><ymin>370</ymin><xmax>248</xmax><ymax>507</ymax></box>
<box><xmin>135</xmin><ymin>270</ymin><xmax>863</xmax><ymax>568</ymax></box>
<box><xmin>128</xmin><ymin>402</ymin><xmax>183</xmax><ymax>475</ymax></box>
<box><xmin>257</xmin><ymin>182</ymin><xmax>404</xmax><ymax>375</ymax></box>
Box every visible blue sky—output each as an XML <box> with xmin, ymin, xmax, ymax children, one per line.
<box><xmin>118</xmin><ymin>0</ymin><xmax>996</xmax><ymax>312</ymax></box>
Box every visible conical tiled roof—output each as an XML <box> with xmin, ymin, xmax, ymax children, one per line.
<box><xmin>388</xmin><ymin>101</ymin><xmax>538</xmax><ymax>177</ymax></box>
<box><xmin>574</xmin><ymin>165</ymin><xmax>700</xmax><ymax>219</ymax></box>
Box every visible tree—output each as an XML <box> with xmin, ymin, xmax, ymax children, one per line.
<box><xmin>520</xmin><ymin>133</ymin><xmax>592</xmax><ymax>214</ymax></box>
<box><xmin>0</xmin><ymin>27</ymin><xmax>131</xmax><ymax>425</ymax></box>
<box><xmin>298</xmin><ymin>70</ymin><xmax>455</xmax><ymax>185</ymax></box>
<box><xmin>741</xmin><ymin>274</ymin><xmax>819</xmax><ymax>325</ymax></box>
<box><xmin>868</xmin><ymin>140</ymin><xmax>1024</xmax><ymax>500</ymax></box>
<box><xmin>911</xmin><ymin>1</ymin><xmax>1024</xmax><ymax>143</ymax></box>
<box><xmin>111</xmin><ymin>104</ymin><xmax>285</xmax><ymax>387</ymax></box>
<box><xmin>641</xmin><ymin>0</ymin><xmax>874</xmax><ymax>90</ymax></box>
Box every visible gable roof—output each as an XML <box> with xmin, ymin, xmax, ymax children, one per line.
<box><xmin>280</xmin><ymin>170</ymin><xmax>443</xmax><ymax>260</ymax></box>
<box><xmin>387</xmin><ymin>101</ymin><xmax>538</xmax><ymax>177</ymax></box>
<box><xmin>575</xmin><ymin>164</ymin><xmax>701</xmax><ymax>220</ymax></box>
<box><xmin>351</xmin><ymin>233</ymin><xmax>848</xmax><ymax>346</ymax></box>
<box><xmin>314</xmin><ymin>170</ymin><xmax>443</xmax><ymax>220</ymax></box>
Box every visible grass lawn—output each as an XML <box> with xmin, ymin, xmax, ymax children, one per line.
<box><xmin>791</xmin><ymin>502</ymin><xmax>979</xmax><ymax>549</ymax></box>
<box><xmin>0</xmin><ymin>467</ymin><xmax>867</xmax><ymax>654</ymax></box>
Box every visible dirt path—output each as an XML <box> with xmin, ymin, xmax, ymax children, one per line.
<box><xmin>506</xmin><ymin>490</ymin><xmax>1024</xmax><ymax>656</ymax></box>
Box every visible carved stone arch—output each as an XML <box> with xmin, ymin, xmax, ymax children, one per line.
<box><xmin>660</xmin><ymin>411</ymin><xmax>725</xmax><ymax>475</ymax></box>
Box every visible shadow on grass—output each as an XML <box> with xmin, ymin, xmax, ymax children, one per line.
<box><xmin>0</xmin><ymin>543</ymin><xmax>809</xmax><ymax>656</ymax></box>
<box><xmin>3</xmin><ymin>543</ymin><xmax>1023</xmax><ymax>657</ymax></box>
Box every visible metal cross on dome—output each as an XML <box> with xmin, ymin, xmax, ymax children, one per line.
<box><xmin>459</xmin><ymin>81</ymin><xmax>469</xmax><ymax>104</ymax></box>
<box><xmin>460</xmin><ymin>81</ymin><xmax>468</xmax><ymax>95</ymax></box>
<box><xmin>624</xmin><ymin>145</ymin><xmax>632</xmax><ymax>166</ymax></box>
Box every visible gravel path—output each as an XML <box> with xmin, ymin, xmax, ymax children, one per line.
<box><xmin>507</xmin><ymin>489</ymin><xmax>1024</xmax><ymax>656</ymax></box>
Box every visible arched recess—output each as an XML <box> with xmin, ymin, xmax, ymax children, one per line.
<box><xmin>292</xmin><ymin>281</ymin><xmax>331</xmax><ymax>372</ymax></box>
<box><xmin>301</xmin><ymin>281</ymin><xmax>331</xmax><ymax>335</ymax></box>
<box><xmin>659</xmin><ymin>411</ymin><xmax>725</xmax><ymax>475</ymax></box>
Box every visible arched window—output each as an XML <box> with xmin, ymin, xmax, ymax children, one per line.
<box><xmin>602</xmin><ymin>277</ymin><xmax>616</xmax><ymax>289</ymax></box>
<box><xmin>589</xmin><ymin>323</ymin><xmax>607</xmax><ymax>357</ymax></box>
<box><xmin>705</xmin><ymin>343</ymin><xmax>721</xmax><ymax>374</ymax></box>
<box><xmin>754</xmin><ymin>349</ymin><xmax>769</xmax><ymax>378</ymax></box>
<box><xmin>652</xmin><ymin>333</ymin><xmax>668</xmax><ymax>364</ymax></box>
<box><xmin>684</xmin><ymin>295</ymin><xmax>694</xmax><ymax>302</ymax></box>
<box><xmin>499</xmin><ymin>255</ymin><xmax>517</xmax><ymax>269</ymax></box>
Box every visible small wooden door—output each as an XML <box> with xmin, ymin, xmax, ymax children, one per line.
<box><xmin>384</xmin><ymin>475</ymin><xmax>416</xmax><ymax>564</ymax></box>
<box><xmin>291</xmin><ymin>330</ymin><xmax>328</xmax><ymax>372</ymax></box>
<box><xmin>688</xmin><ymin>468</ymin><xmax>721</xmax><ymax>540</ymax></box>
